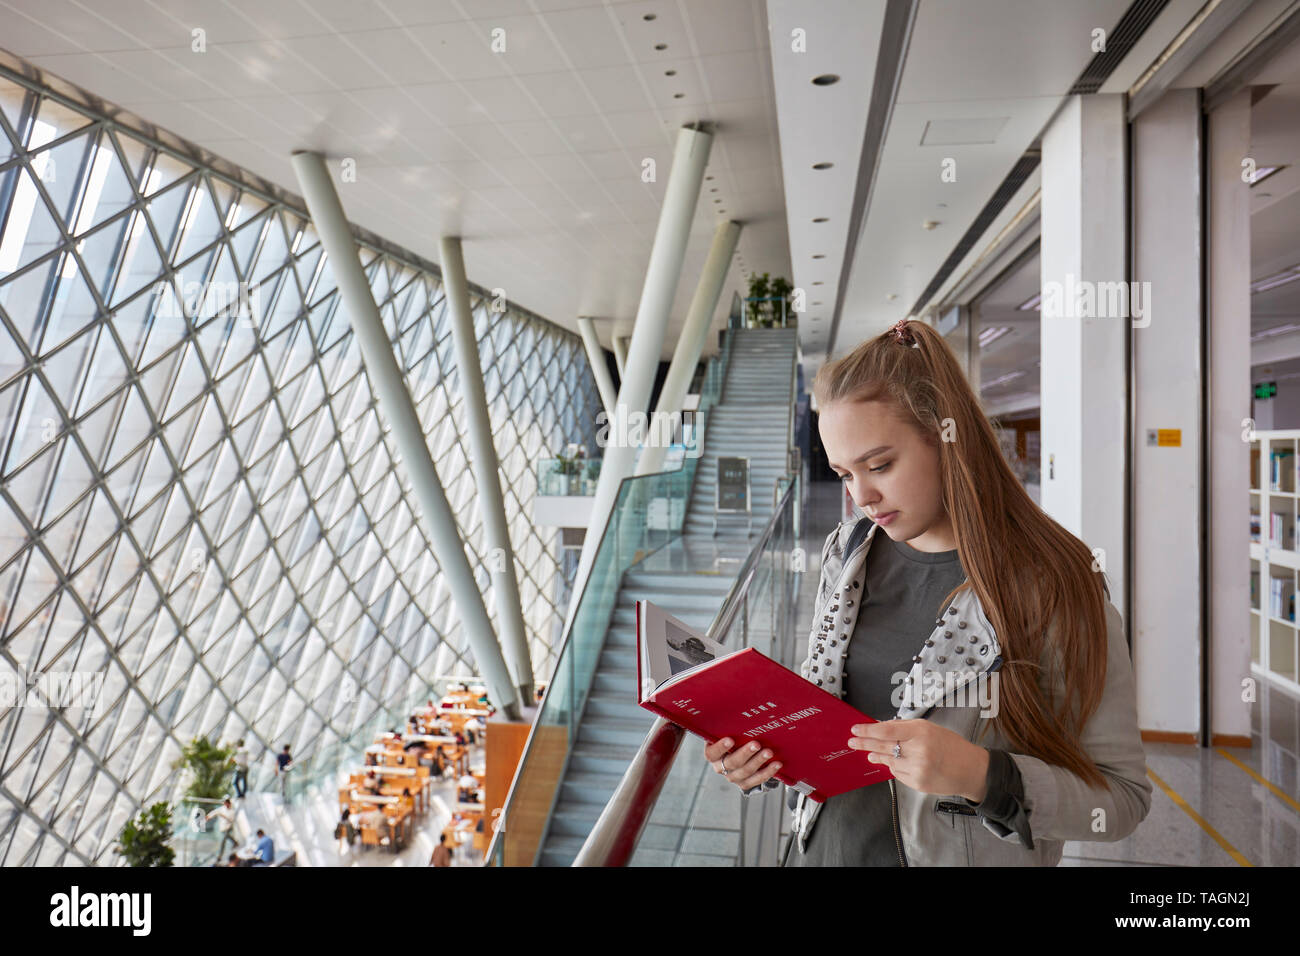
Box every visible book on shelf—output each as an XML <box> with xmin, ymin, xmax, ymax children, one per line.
<box><xmin>1272</xmin><ymin>448</ymin><xmax>1294</xmax><ymax>491</ymax></box>
<box><xmin>1270</xmin><ymin>577</ymin><xmax>1295</xmax><ymax>620</ymax></box>
<box><xmin>635</xmin><ymin>599</ymin><xmax>893</xmax><ymax>803</ymax></box>
<box><xmin>1270</xmin><ymin>512</ymin><xmax>1293</xmax><ymax>549</ymax></box>
<box><xmin>1251</xmin><ymin>513</ymin><xmax>1261</xmax><ymax>542</ymax></box>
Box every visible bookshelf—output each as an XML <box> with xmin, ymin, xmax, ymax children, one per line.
<box><xmin>1249</xmin><ymin>430</ymin><xmax>1300</xmax><ymax>697</ymax></box>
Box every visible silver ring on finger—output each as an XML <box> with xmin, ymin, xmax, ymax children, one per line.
<box><xmin>719</xmin><ymin>755</ymin><xmax>728</xmax><ymax>775</ymax></box>
<box><xmin>893</xmin><ymin>742</ymin><xmax>902</xmax><ymax>759</ymax></box>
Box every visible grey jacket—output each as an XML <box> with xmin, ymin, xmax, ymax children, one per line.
<box><xmin>786</xmin><ymin>518</ymin><xmax>1152</xmax><ymax>866</ymax></box>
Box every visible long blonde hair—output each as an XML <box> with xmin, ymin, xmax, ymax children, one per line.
<box><xmin>814</xmin><ymin>319</ymin><xmax>1112</xmax><ymax>790</ymax></box>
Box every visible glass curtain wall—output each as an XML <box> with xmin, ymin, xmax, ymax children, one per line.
<box><xmin>0</xmin><ymin>71</ymin><xmax>599</xmax><ymax>865</ymax></box>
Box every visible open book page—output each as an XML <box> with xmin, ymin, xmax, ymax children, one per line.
<box><xmin>637</xmin><ymin>601</ymin><xmax>730</xmax><ymax>702</ymax></box>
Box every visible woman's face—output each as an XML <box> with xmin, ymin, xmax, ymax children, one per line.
<box><xmin>819</xmin><ymin>398</ymin><xmax>956</xmax><ymax>553</ymax></box>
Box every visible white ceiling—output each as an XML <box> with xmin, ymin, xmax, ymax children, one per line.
<box><xmin>0</xmin><ymin>0</ymin><xmax>793</xmax><ymax>359</ymax></box>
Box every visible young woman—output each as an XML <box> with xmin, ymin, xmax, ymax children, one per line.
<box><xmin>702</xmin><ymin>318</ymin><xmax>1151</xmax><ymax>865</ymax></box>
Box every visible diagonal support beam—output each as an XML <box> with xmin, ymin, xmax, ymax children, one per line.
<box><xmin>611</xmin><ymin>334</ymin><xmax>629</xmax><ymax>379</ymax></box>
<box><xmin>636</xmin><ymin>218</ymin><xmax>741</xmax><ymax>476</ymax></box>
<box><xmin>576</xmin><ymin>316</ymin><xmax>618</xmax><ymax>421</ymax></box>
<box><xmin>440</xmin><ymin>235</ymin><xmax>533</xmax><ymax>703</ymax></box>
<box><xmin>566</xmin><ymin>124</ymin><xmax>713</xmax><ymax>626</ymax></box>
<box><xmin>290</xmin><ymin>150</ymin><xmax>522</xmax><ymax>721</ymax></box>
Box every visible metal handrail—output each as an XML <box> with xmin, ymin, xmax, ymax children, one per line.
<box><xmin>572</xmin><ymin>478</ymin><xmax>798</xmax><ymax>866</ymax></box>
<box><xmin>484</xmin><ymin>336</ymin><xmax>733</xmax><ymax>865</ymax></box>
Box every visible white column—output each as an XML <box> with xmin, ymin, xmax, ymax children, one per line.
<box><xmin>1131</xmin><ymin>88</ymin><xmax>1203</xmax><ymax>739</ymax></box>
<box><xmin>612</xmin><ymin>335</ymin><xmax>629</xmax><ymax>379</ymax></box>
<box><xmin>636</xmin><ymin>219</ymin><xmax>741</xmax><ymax>476</ymax></box>
<box><xmin>1207</xmin><ymin>90</ymin><xmax>1252</xmax><ymax>746</ymax></box>
<box><xmin>1039</xmin><ymin>94</ymin><xmax>1127</xmax><ymax>630</ymax></box>
<box><xmin>566</xmin><ymin>124</ymin><xmax>714</xmax><ymax>625</ymax></box>
<box><xmin>440</xmin><ymin>235</ymin><xmax>533</xmax><ymax>704</ymax></box>
<box><xmin>576</xmin><ymin>317</ymin><xmax>617</xmax><ymax>420</ymax></box>
<box><xmin>291</xmin><ymin>151</ymin><xmax>522</xmax><ymax>721</ymax></box>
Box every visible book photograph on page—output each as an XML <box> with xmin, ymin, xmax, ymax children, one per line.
<box><xmin>635</xmin><ymin>599</ymin><xmax>893</xmax><ymax>803</ymax></box>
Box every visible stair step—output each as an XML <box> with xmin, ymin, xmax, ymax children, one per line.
<box><xmin>538</xmin><ymin>835</ymin><xmax>587</xmax><ymax>867</ymax></box>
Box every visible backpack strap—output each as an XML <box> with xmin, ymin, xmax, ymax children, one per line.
<box><xmin>843</xmin><ymin>515</ymin><xmax>874</xmax><ymax>560</ymax></box>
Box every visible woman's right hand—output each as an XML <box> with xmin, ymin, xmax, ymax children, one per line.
<box><xmin>704</xmin><ymin>737</ymin><xmax>782</xmax><ymax>791</ymax></box>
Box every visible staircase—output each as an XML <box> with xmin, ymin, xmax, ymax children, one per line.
<box><xmin>535</xmin><ymin>328</ymin><xmax>797</xmax><ymax>866</ymax></box>
<box><xmin>685</xmin><ymin>329</ymin><xmax>796</xmax><ymax>537</ymax></box>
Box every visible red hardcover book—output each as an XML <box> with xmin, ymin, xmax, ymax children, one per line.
<box><xmin>636</xmin><ymin>600</ymin><xmax>892</xmax><ymax>803</ymax></box>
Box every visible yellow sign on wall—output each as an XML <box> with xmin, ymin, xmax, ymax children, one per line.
<box><xmin>1156</xmin><ymin>429</ymin><xmax>1181</xmax><ymax>447</ymax></box>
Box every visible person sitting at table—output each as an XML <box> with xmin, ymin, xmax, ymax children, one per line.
<box><xmin>457</xmin><ymin>772</ymin><xmax>479</xmax><ymax>803</ymax></box>
<box><xmin>227</xmin><ymin>852</ymin><xmax>240</xmax><ymax>868</ymax></box>
<box><xmin>417</xmin><ymin>748</ymin><xmax>441</xmax><ymax>780</ymax></box>
<box><xmin>364</xmin><ymin>770</ymin><xmax>383</xmax><ymax>796</ymax></box>
<box><xmin>356</xmin><ymin>807</ymin><xmax>387</xmax><ymax>846</ymax></box>
<box><xmin>453</xmin><ymin>730</ymin><xmax>466</xmax><ymax>747</ymax></box>
<box><xmin>364</xmin><ymin>750</ymin><xmax>377</xmax><ymax>766</ymax></box>
<box><xmin>253</xmin><ymin>828</ymin><xmax>274</xmax><ymax>866</ymax></box>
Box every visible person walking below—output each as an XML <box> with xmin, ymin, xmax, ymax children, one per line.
<box><xmin>275</xmin><ymin>744</ymin><xmax>293</xmax><ymax>800</ymax></box>
<box><xmin>206</xmin><ymin>797</ymin><xmax>238</xmax><ymax>859</ymax></box>
<box><xmin>232</xmin><ymin>739</ymin><xmax>250</xmax><ymax>798</ymax></box>
<box><xmin>430</xmin><ymin>833</ymin><xmax>452</xmax><ymax>867</ymax></box>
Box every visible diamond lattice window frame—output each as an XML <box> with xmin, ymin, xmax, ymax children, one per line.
<box><xmin>0</xmin><ymin>68</ymin><xmax>600</xmax><ymax>865</ymax></box>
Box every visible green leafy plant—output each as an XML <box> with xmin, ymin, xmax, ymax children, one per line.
<box><xmin>172</xmin><ymin>735</ymin><xmax>235</xmax><ymax>802</ymax></box>
<box><xmin>115</xmin><ymin>801</ymin><xmax>176</xmax><ymax>867</ymax></box>
<box><xmin>768</xmin><ymin>276</ymin><xmax>793</xmax><ymax>327</ymax></box>
<box><xmin>746</xmin><ymin>273</ymin><xmax>771</xmax><ymax>326</ymax></box>
<box><xmin>746</xmin><ymin>273</ymin><xmax>795</xmax><ymax>328</ymax></box>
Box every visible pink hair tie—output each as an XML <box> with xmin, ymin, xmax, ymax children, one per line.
<box><xmin>890</xmin><ymin>318</ymin><xmax>915</xmax><ymax>346</ymax></box>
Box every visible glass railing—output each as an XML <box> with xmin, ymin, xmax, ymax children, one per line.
<box><xmin>171</xmin><ymin>796</ymin><xmax>231</xmax><ymax>867</ymax></box>
<box><xmin>485</xmin><ymin>334</ymin><xmax>732</xmax><ymax>866</ymax></box>
<box><xmin>537</xmin><ymin>458</ymin><xmax>602</xmax><ymax>497</ymax></box>
<box><xmin>573</xmin><ymin>477</ymin><xmax>802</xmax><ymax>866</ymax></box>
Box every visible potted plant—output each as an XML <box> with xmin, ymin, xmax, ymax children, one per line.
<box><xmin>746</xmin><ymin>273</ymin><xmax>771</xmax><ymax>327</ymax></box>
<box><xmin>768</xmin><ymin>276</ymin><xmax>793</xmax><ymax>327</ymax></box>
<box><xmin>116</xmin><ymin>801</ymin><xmax>176</xmax><ymax>867</ymax></box>
<box><xmin>746</xmin><ymin>273</ymin><xmax>795</xmax><ymax>327</ymax></box>
<box><xmin>172</xmin><ymin>736</ymin><xmax>236</xmax><ymax>815</ymax></box>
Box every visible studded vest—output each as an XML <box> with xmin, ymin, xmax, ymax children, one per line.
<box><xmin>791</xmin><ymin>518</ymin><xmax>1005</xmax><ymax>853</ymax></box>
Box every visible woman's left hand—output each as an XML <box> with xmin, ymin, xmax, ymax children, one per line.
<box><xmin>848</xmin><ymin>719</ymin><xmax>990</xmax><ymax>802</ymax></box>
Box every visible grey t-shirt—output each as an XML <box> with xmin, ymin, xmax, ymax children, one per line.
<box><xmin>784</xmin><ymin>528</ymin><xmax>966</xmax><ymax>867</ymax></box>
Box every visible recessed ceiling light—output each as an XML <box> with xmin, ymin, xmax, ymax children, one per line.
<box><xmin>673</xmin><ymin>93</ymin><xmax>684</xmax><ymax>98</ymax></box>
<box><xmin>812</xmin><ymin>162</ymin><xmax>833</xmax><ymax>170</ymax></box>
<box><xmin>812</xmin><ymin>254</ymin><xmax>825</xmax><ymax>259</ymax></box>
<box><xmin>812</xmin><ymin>217</ymin><xmax>828</xmax><ymax>223</ymax></box>
<box><xmin>655</xmin><ymin>42</ymin><xmax>668</xmax><ymax>51</ymax></box>
<box><xmin>812</xmin><ymin>281</ymin><xmax>823</xmax><ymax>285</ymax></box>
<box><xmin>812</xmin><ymin>74</ymin><xmax>840</xmax><ymax>86</ymax></box>
<box><xmin>643</xmin><ymin>12</ymin><xmax>657</xmax><ymax>20</ymax></box>
<box><xmin>665</xmin><ymin>69</ymin><xmax>677</xmax><ymax>77</ymax></box>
